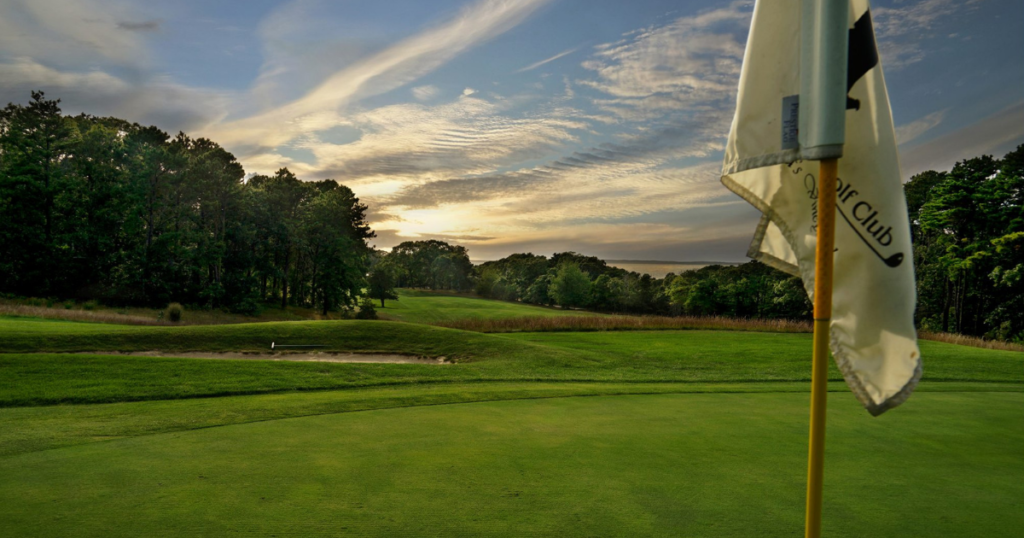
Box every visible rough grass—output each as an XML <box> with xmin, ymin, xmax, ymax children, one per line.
<box><xmin>919</xmin><ymin>330</ymin><xmax>1024</xmax><ymax>352</ymax></box>
<box><xmin>1</xmin><ymin>392</ymin><xmax>1021</xmax><ymax>537</ymax></box>
<box><xmin>0</xmin><ymin>299</ymin><xmax>343</xmax><ymax>326</ymax></box>
<box><xmin>437</xmin><ymin>314</ymin><xmax>813</xmax><ymax>333</ymax></box>
<box><xmin>0</xmin><ymin>305</ymin><xmax>169</xmax><ymax>325</ymax></box>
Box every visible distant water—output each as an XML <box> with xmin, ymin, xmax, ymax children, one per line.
<box><xmin>606</xmin><ymin>261</ymin><xmax>738</xmax><ymax>278</ymax></box>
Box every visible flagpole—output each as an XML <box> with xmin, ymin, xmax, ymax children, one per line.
<box><xmin>798</xmin><ymin>0</ymin><xmax>848</xmax><ymax>536</ymax></box>
<box><xmin>805</xmin><ymin>157</ymin><xmax>837</xmax><ymax>538</ymax></box>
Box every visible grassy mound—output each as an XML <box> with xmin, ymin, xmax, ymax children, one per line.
<box><xmin>1</xmin><ymin>317</ymin><xmax>1021</xmax><ymax>407</ymax></box>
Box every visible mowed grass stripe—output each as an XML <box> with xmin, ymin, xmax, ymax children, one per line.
<box><xmin>4</xmin><ymin>380</ymin><xmax>1018</xmax><ymax>458</ymax></box>
<box><xmin>1</xmin><ymin>392</ymin><xmax>1020</xmax><ymax>537</ymax></box>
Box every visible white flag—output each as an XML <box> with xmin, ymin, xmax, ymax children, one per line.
<box><xmin>721</xmin><ymin>0</ymin><xmax>921</xmax><ymax>415</ymax></box>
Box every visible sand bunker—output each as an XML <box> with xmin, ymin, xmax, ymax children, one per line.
<box><xmin>73</xmin><ymin>351</ymin><xmax>447</xmax><ymax>364</ymax></box>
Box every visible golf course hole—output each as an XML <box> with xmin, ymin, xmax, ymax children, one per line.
<box><xmin>68</xmin><ymin>351</ymin><xmax>450</xmax><ymax>364</ymax></box>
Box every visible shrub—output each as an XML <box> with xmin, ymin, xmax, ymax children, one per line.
<box><xmin>63</xmin><ymin>300</ymin><xmax>75</xmax><ymax>310</ymax></box>
<box><xmin>82</xmin><ymin>300</ymin><xmax>100</xmax><ymax>311</ymax></box>
<box><xmin>229</xmin><ymin>295</ymin><xmax>262</xmax><ymax>316</ymax></box>
<box><xmin>165</xmin><ymin>302</ymin><xmax>184</xmax><ymax>322</ymax></box>
<box><xmin>355</xmin><ymin>297</ymin><xmax>377</xmax><ymax>320</ymax></box>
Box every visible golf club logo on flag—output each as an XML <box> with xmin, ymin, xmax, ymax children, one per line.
<box><xmin>721</xmin><ymin>0</ymin><xmax>921</xmax><ymax>417</ymax></box>
<box><xmin>722</xmin><ymin>1</ymin><xmax>921</xmax><ymax>534</ymax></box>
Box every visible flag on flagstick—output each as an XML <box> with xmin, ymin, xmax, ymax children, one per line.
<box><xmin>721</xmin><ymin>0</ymin><xmax>921</xmax><ymax>416</ymax></box>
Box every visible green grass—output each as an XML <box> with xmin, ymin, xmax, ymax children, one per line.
<box><xmin>1</xmin><ymin>291</ymin><xmax>1021</xmax><ymax>536</ymax></box>
<box><xmin>378</xmin><ymin>288</ymin><xmax>598</xmax><ymax>323</ymax></box>
<box><xmin>1</xmin><ymin>321</ymin><xmax>1021</xmax><ymax>407</ymax></box>
<box><xmin>0</xmin><ymin>315</ymin><xmax>140</xmax><ymax>334</ymax></box>
<box><xmin>2</xmin><ymin>380</ymin><xmax>1015</xmax><ymax>458</ymax></box>
<box><xmin>1</xmin><ymin>391</ymin><xmax>1021</xmax><ymax>537</ymax></box>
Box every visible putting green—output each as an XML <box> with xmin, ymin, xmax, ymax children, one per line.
<box><xmin>2</xmin><ymin>391</ymin><xmax>1020</xmax><ymax>537</ymax></box>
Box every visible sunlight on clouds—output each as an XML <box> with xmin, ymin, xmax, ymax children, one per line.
<box><xmin>285</xmin><ymin>94</ymin><xmax>588</xmax><ymax>182</ymax></box>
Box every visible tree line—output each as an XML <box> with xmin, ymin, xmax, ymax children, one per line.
<box><xmin>906</xmin><ymin>145</ymin><xmax>1023</xmax><ymax>341</ymax></box>
<box><xmin>369</xmin><ymin>245</ymin><xmax>812</xmax><ymax>319</ymax></box>
<box><xmin>3</xmin><ymin>92</ymin><xmax>1020</xmax><ymax>340</ymax></box>
<box><xmin>0</xmin><ymin>92</ymin><xmax>374</xmax><ymax>314</ymax></box>
<box><xmin>372</xmin><ymin>145</ymin><xmax>1024</xmax><ymax>342</ymax></box>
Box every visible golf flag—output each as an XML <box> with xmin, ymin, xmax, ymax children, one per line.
<box><xmin>721</xmin><ymin>0</ymin><xmax>921</xmax><ymax>415</ymax></box>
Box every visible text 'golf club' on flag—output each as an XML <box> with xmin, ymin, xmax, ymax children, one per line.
<box><xmin>721</xmin><ymin>0</ymin><xmax>921</xmax><ymax>415</ymax></box>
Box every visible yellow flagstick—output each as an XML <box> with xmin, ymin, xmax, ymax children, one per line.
<box><xmin>798</xmin><ymin>0</ymin><xmax>847</xmax><ymax>532</ymax></box>
<box><xmin>805</xmin><ymin>157</ymin><xmax>838</xmax><ymax>538</ymax></box>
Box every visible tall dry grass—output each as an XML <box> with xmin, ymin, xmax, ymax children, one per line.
<box><xmin>436</xmin><ymin>315</ymin><xmax>814</xmax><ymax>334</ymax></box>
<box><xmin>919</xmin><ymin>330</ymin><xmax>1024</xmax><ymax>352</ymax></box>
<box><xmin>0</xmin><ymin>300</ymin><xmax>344</xmax><ymax>326</ymax></box>
<box><xmin>0</xmin><ymin>304</ymin><xmax>170</xmax><ymax>325</ymax></box>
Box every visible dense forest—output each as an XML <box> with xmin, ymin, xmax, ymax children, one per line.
<box><xmin>2</xmin><ymin>92</ymin><xmax>1021</xmax><ymax>341</ymax></box>
<box><xmin>905</xmin><ymin>145</ymin><xmax>1024</xmax><ymax>340</ymax></box>
<box><xmin>0</xmin><ymin>93</ymin><xmax>374</xmax><ymax>314</ymax></box>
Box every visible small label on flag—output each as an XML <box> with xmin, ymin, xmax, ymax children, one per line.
<box><xmin>782</xmin><ymin>95</ymin><xmax>799</xmax><ymax>150</ymax></box>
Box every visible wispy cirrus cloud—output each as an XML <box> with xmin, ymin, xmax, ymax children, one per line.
<box><xmin>411</xmin><ymin>85</ymin><xmax>440</xmax><ymax>101</ymax></box>
<box><xmin>873</xmin><ymin>0</ymin><xmax>983</xmax><ymax>70</ymax></box>
<box><xmin>515</xmin><ymin>46</ymin><xmax>580</xmax><ymax>73</ymax></box>
<box><xmin>356</xmin><ymin>2</ymin><xmax>756</xmax><ymax>252</ymax></box>
<box><xmin>900</xmin><ymin>101</ymin><xmax>1024</xmax><ymax>179</ymax></box>
<box><xmin>895</xmin><ymin>109</ymin><xmax>948</xmax><ymax>144</ymax></box>
<box><xmin>116</xmin><ymin>20</ymin><xmax>161</xmax><ymax>32</ymax></box>
<box><xmin>206</xmin><ymin>0</ymin><xmax>552</xmax><ymax>150</ymax></box>
<box><xmin>577</xmin><ymin>2</ymin><xmax>750</xmax><ymax>121</ymax></box>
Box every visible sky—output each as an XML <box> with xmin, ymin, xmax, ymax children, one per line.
<box><xmin>1</xmin><ymin>0</ymin><xmax>1022</xmax><ymax>262</ymax></box>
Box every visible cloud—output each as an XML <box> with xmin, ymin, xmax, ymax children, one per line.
<box><xmin>0</xmin><ymin>0</ymin><xmax>154</xmax><ymax>69</ymax></box>
<box><xmin>873</xmin><ymin>0</ymin><xmax>982</xmax><ymax>70</ymax></box>
<box><xmin>411</xmin><ymin>85</ymin><xmax>440</xmax><ymax>101</ymax></box>
<box><xmin>576</xmin><ymin>2</ymin><xmax>750</xmax><ymax>120</ymax></box>
<box><xmin>515</xmin><ymin>46</ymin><xmax>579</xmax><ymax>73</ymax></box>
<box><xmin>0</xmin><ymin>58</ymin><xmax>228</xmax><ymax>133</ymax></box>
<box><xmin>206</xmin><ymin>0</ymin><xmax>552</xmax><ymax>149</ymax></box>
<box><xmin>900</xmin><ymin>101</ymin><xmax>1024</xmax><ymax>179</ymax></box>
<box><xmin>281</xmin><ymin>94</ymin><xmax>589</xmax><ymax>181</ymax></box>
<box><xmin>347</xmin><ymin>3</ymin><xmax>758</xmax><ymax>259</ymax></box>
<box><xmin>895</xmin><ymin>109</ymin><xmax>948</xmax><ymax>144</ymax></box>
<box><xmin>116</xmin><ymin>20</ymin><xmax>160</xmax><ymax>32</ymax></box>
<box><xmin>462</xmin><ymin>87</ymin><xmax>477</xmax><ymax>96</ymax></box>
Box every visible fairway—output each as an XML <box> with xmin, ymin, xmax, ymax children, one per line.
<box><xmin>378</xmin><ymin>289</ymin><xmax>598</xmax><ymax>323</ymax></box>
<box><xmin>2</xmin><ymin>391</ymin><xmax>1021</xmax><ymax>537</ymax></box>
